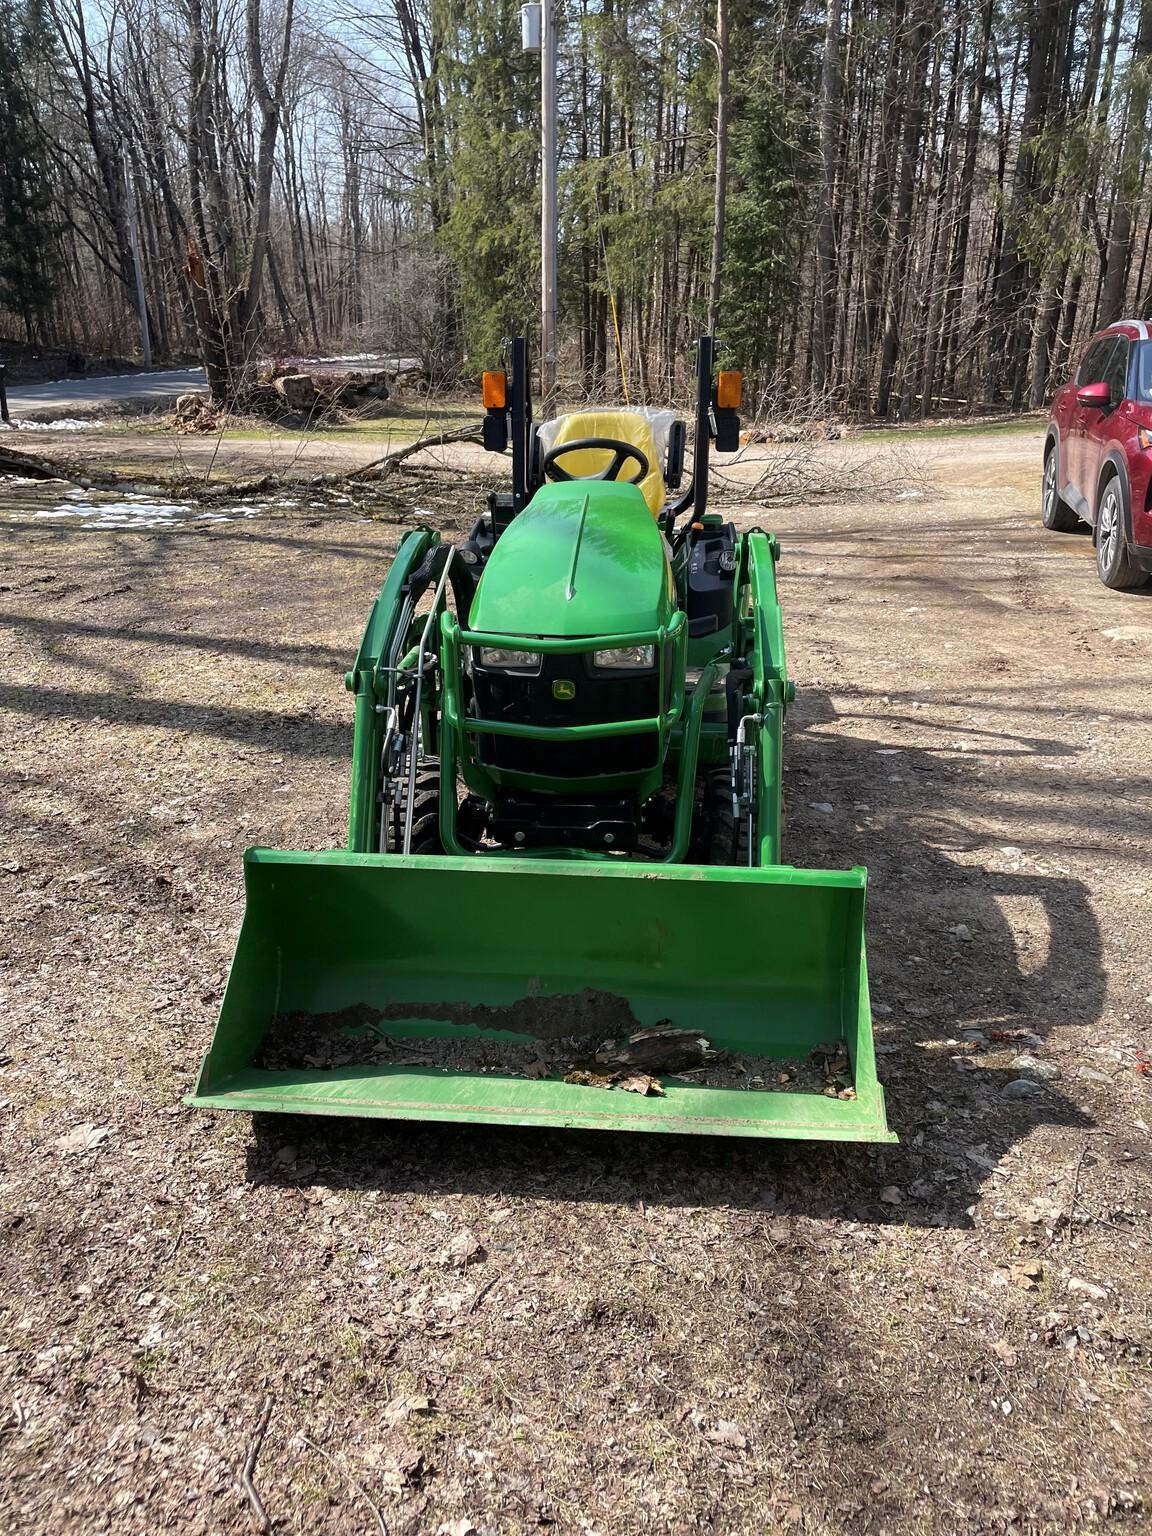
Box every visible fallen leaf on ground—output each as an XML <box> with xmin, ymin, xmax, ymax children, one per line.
<box><xmin>1067</xmin><ymin>1277</ymin><xmax>1108</xmax><ymax>1300</ymax></box>
<box><xmin>383</xmin><ymin>1394</ymin><xmax>433</xmax><ymax>1428</ymax></box>
<box><xmin>438</xmin><ymin>1228</ymin><xmax>485</xmax><ymax>1268</ymax></box>
<box><xmin>705</xmin><ymin>1420</ymin><xmax>748</xmax><ymax>1451</ymax></box>
<box><xmin>879</xmin><ymin>1186</ymin><xmax>903</xmax><ymax>1205</ymax></box>
<box><xmin>381</xmin><ymin>1444</ymin><xmax>427</xmax><ymax>1494</ymax></box>
<box><xmin>437</xmin><ymin>1521</ymin><xmax>478</xmax><ymax>1536</ymax></box>
<box><xmin>993</xmin><ymin>1339</ymin><xmax>1018</xmax><ymax>1366</ymax></box>
<box><xmin>1010</xmin><ymin>1259</ymin><xmax>1043</xmax><ymax>1290</ymax></box>
<box><xmin>53</xmin><ymin>1122</ymin><xmax>112</xmax><ymax>1155</ymax></box>
<box><xmin>617</xmin><ymin>1072</ymin><xmax>665</xmax><ymax>1097</ymax></box>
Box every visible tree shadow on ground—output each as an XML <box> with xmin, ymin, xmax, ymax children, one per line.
<box><xmin>0</xmin><ymin>680</ymin><xmax>349</xmax><ymax>758</ymax></box>
<box><xmin>242</xmin><ymin>687</ymin><xmax>1103</xmax><ymax>1228</ymax></box>
<box><xmin>0</xmin><ymin>608</ymin><xmax>351</xmax><ymax>670</ymax></box>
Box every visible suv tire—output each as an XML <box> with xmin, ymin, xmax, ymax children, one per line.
<box><xmin>1095</xmin><ymin>476</ymin><xmax>1147</xmax><ymax>591</ymax></box>
<box><xmin>1042</xmin><ymin>445</ymin><xmax>1079</xmax><ymax>532</ymax></box>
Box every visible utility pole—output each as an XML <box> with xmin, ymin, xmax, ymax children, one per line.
<box><xmin>540</xmin><ymin>0</ymin><xmax>558</xmax><ymax>402</ymax></box>
<box><xmin>122</xmin><ymin>145</ymin><xmax>152</xmax><ymax>370</ymax></box>
<box><xmin>523</xmin><ymin>1</ymin><xmax>558</xmax><ymax>402</ymax></box>
<box><xmin>706</xmin><ymin>0</ymin><xmax>729</xmax><ymax>337</ymax></box>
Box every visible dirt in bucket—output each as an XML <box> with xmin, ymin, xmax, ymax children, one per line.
<box><xmin>254</xmin><ymin>991</ymin><xmax>855</xmax><ymax>1097</ymax></box>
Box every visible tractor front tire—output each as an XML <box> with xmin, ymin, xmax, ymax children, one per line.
<box><xmin>702</xmin><ymin>769</ymin><xmax>751</xmax><ymax>866</ymax></box>
<box><xmin>386</xmin><ymin>763</ymin><xmax>444</xmax><ymax>854</ymax></box>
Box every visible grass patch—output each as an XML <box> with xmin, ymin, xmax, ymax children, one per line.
<box><xmin>858</xmin><ymin>415</ymin><xmax>1046</xmax><ymax>444</ymax></box>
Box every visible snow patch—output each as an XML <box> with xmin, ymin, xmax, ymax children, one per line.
<box><xmin>1</xmin><ymin>417</ymin><xmax>105</xmax><ymax>431</ymax></box>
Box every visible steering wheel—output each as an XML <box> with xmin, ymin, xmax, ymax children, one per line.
<box><xmin>542</xmin><ymin>437</ymin><xmax>650</xmax><ymax>486</ymax></box>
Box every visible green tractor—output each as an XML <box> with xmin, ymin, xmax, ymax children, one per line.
<box><xmin>189</xmin><ymin>340</ymin><xmax>893</xmax><ymax>1142</ymax></box>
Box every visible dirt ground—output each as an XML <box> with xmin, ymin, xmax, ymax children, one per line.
<box><xmin>2</xmin><ymin>424</ymin><xmax>1151</xmax><ymax>1535</ymax></box>
<box><xmin>3</xmin><ymin>405</ymin><xmax>479</xmax><ymax>483</ymax></box>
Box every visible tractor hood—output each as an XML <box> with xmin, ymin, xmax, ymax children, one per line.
<box><xmin>468</xmin><ymin>482</ymin><xmax>675</xmax><ymax>638</ymax></box>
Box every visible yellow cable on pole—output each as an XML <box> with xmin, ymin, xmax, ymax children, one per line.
<box><xmin>608</xmin><ymin>289</ymin><xmax>630</xmax><ymax>404</ymax></box>
<box><xmin>593</xmin><ymin>182</ymin><xmax>630</xmax><ymax>404</ymax></box>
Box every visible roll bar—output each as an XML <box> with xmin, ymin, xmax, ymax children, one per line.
<box><xmin>481</xmin><ymin>335</ymin><xmax>740</xmax><ymax>531</ymax></box>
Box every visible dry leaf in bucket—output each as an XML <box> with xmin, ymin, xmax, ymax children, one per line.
<box><xmin>617</xmin><ymin>1072</ymin><xmax>666</xmax><ymax>1097</ymax></box>
<box><xmin>563</xmin><ymin>1069</ymin><xmax>617</xmax><ymax>1089</ymax></box>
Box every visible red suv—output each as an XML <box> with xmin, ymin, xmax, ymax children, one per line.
<box><xmin>1044</xmin><ymin>319</ymin><xmax>1152</xmax><ymax>590</ymax></box>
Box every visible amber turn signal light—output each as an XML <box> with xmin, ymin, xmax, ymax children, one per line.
<box><xmin>482</xmin><ymin>370</ymin><xmax>507</xmax><ymax>409</ymax></box>
<box><xmin>716</xmin><ymin>371</ymin><xmax>742</xmax><ymax>409</ymax></box>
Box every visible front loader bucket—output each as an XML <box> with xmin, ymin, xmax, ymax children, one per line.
<box><xmin>188</xmin><ymin>851</ymin><xmax>894</xmax><ymax>1142</ymax></box>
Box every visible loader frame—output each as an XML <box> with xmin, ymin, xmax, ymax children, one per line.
<box><xmin>344</xmin><ymin>522</ymin><xmax>790</xmax><ymax>867</ymax></box>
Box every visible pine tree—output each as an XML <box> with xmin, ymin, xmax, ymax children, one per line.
<box><xmin>432</xmin><ymin>0</ymin><xmax>540</xmax><ymax>364</ymax></box>
<box><xmin>721</xmin><ymin>7</ymin><xmax>813</xmax><ymax>387</ymax></box>
<box><xmin>0</xmin><ymin>0</ymin><xmax>57</xmax><ymax>339</ymax></box>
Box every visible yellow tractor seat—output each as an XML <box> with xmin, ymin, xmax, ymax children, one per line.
<box><xmin>537</xmin><ymin>410</ymin><xmax>666</xmax><ymax>517</ymax></box>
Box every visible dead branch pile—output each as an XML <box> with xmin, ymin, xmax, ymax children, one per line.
<box><xmin>711</xmin><ymin>435</ymin><xmax>931</xmax><ymax>508</ymax></box>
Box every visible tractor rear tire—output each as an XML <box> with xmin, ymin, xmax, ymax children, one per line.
<box><xmin>702</xmin><ymin>769</ymin><xmax>752</xmax><ymax>866</ymax></box>
<box><xmin>386</xmin><ymin>763</ymin><xmax>444</xmax><ymax>854</ymax></box>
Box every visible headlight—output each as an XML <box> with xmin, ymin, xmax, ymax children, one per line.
<box><xmin>592</xmin><ymin>645</ymin><xmax>655</xmax><ymax>669</ymax></box>
<box><xmin>477</xmin><ymin>647</ymin><xmax>542</xmax><ymax>674</ymax></box>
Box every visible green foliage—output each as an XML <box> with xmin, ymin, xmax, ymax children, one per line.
<box><xmin>721</xmin><ymin>26</ymin><xmax>815</xmax><ymax>377</ymax></box>
<box><xmin>432</xmin><ymin>0</ymin><xmax>539</xmax><ymax>364</ymax></box>
<box><xmin>427</xmin><ymin>0</ymin><xmax>813</xmax><ymax>383</ymax></box>
<box><xmin>1012</xmin><ymin>115</ymin><xmax>1108</xmax><ymax>275</ymax></box>
<box><xmin>0</xmin><ymin>0</ymin><xmax>58</xmax><ymax>336</ymax></box>
<box><xmin>566</xmin><ymin>148</ymin><xmax>710</xmax><ymax>306</ymax></box>
<box><xmin>560</xmin><ymin>4</ymin><xmax>717</xmax><ymax>377</ymax></box>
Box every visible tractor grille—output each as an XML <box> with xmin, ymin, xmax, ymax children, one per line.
<box><xmin>471</xmin><ymin>653</ymin><xmax>666</xmax><ymax>779</ymax></box>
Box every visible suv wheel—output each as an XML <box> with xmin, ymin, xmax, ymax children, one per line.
<box><xmin>1042</xmin><ymin>446</ymin><xmax>1079</xmax><ymax>531</ymax></box>
<box><xmin>1095</xmin><ymin>478</ymin><xmax>1147</xmax><ymax>590</ymax></box>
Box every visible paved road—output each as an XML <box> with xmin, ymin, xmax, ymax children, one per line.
<box><xmin>6</xmin><ymin>368</ymin><xmax>207</xmax><ymax>414</ymax></box>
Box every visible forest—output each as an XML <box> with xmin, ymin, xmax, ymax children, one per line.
<box><xmin>1</xmin><ymin>0</ymin><xmax>1151</xmax><ymax>414</ymax></box>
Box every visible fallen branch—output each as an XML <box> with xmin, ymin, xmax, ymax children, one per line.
<box><xmin>351</xmin><ymin>423</ymin><xmax>483</xmax><ymax>481</ymax></box>
<box><xmin>196</xmin><ymin>473</ymin><xmax>282</xmax><ymax>502</ymax></box>
<box><xmin>0</xmin><ymin>443</ymin><xmax>85</xmax><ymax>485</ymax></box>
<box><xmin>240</xmin><ymin>1392</ymin><xmax>275</xmax><ymax>1533</ymax></box>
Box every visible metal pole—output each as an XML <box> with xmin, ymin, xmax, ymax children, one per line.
<box><xmin>706</xmin><ymin>0</ymin><xmax>729</xmax><ymax>337</ymax></box>
<box><xmin>540</xmin><ymin>0</ymin><xmax>558</xmax><ymax>404</ymax></box>
<box><xmin>122</xmin><ymin>145</ymin><xmax>152</xmax><ymax>371</ymax></box>
<box><xmin>0</xmin><ymin>365</ymin><xmax>8</xmax><ymax>425</ymax></box>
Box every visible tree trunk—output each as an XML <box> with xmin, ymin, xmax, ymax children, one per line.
<box><xmin>812</xmin><ymin>0</ymin><xmax>840</xmax><ymax>395</ymax></box>
<box><xmin>1100</xmin><ymin>0</ymin><xmax>1152</xmax><ymax>323</ymax></box>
